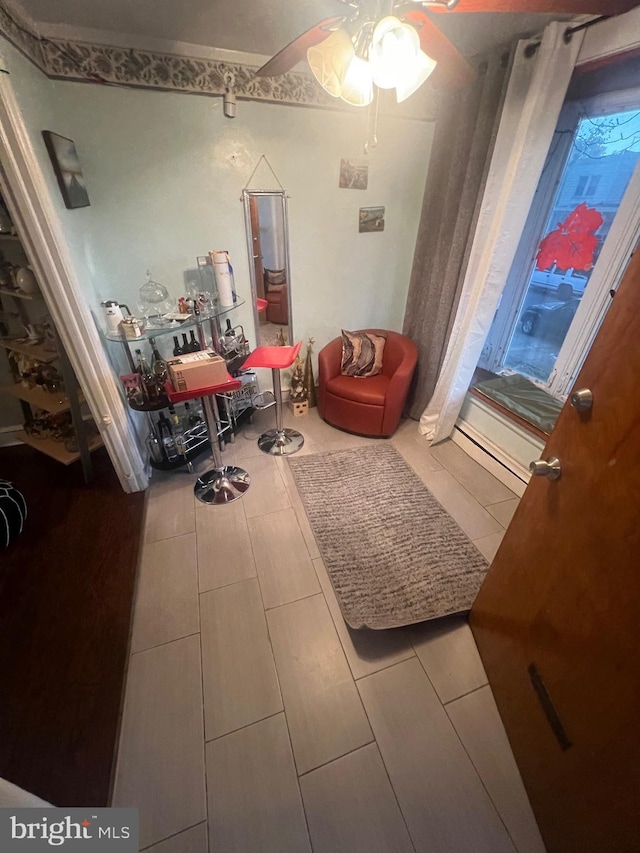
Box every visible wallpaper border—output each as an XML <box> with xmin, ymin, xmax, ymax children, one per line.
<box><xmin>0</xmin><ymin>3</ymin><xmax>438</xmax><ymax>117</ymax></box>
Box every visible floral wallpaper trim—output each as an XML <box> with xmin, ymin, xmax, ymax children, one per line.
<box><xmin>0</xmin><ymin>4</ymin><xmax>46</xmax><ymax>71</ymax></box>
<box><xmin>0</xmin><ymin>11</ymin><xmax>436</xmax><ymax>116</ymax></box>
<box><xmin>41</xmin><ymin>38</ymin><xmax>338</xmax><ymax>107</ymax></box>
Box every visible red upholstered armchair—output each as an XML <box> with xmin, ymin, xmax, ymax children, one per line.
<box><xmin>265</xmin><ymin>285</ymin><xmax>288</xmax><ymax>325</ymax></box>
<box><xmin>263</xmin><ymin>269</ymin><xmax>289</xmax><ymax>325</ymax></box>
<box><xmin>317</xmin><ymin>330</ymin><xmax>418</xmax><ymax>437</ymax></box>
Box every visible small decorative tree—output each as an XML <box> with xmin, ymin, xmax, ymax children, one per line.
<box><xmin>303</xmin><ymin>337</ymin><xmax>317</xmax><ymax>408</ymax></box>
<box><xmin>290</xmin><ymin>356</ymin><xmax>307</xmax><ymax>402</ymax></box>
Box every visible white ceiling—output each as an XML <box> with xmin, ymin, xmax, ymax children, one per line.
<box><xmin>12</xmin><ymin>0</ymin><xmax>576</xmax><ymax>60</ymax></box>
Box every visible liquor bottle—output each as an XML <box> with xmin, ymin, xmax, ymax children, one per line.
<box><xmin>184</xmin><ymin>401</ymin><xmax>203</xmax><ymax>428</ymax></box>
<box><xmin>173</xmin><ymin>335</ymin><xmax>182</xmax><ymax>356</ymax></box>
<box><xmin>181</xmin><ymin>333</ymin><xmax>189</xmax><ymax>352</ymax></box>
<box><xmin>150</xmin><ymin>337</ymin><xmax>168</xmax><ymax>384</ymax></box>
<box><xmin>188</xmin><ymin>330</ymin><xmax>201</xmax><ymax>352</ymax></box>
<box><xmin>146</xmin><ymin>429</ymin><xmax>164</xmax><ymax>464</ymax></box>
<box><xmin>135</xmin><ymin>349</ymin><xmax>161</xmax><ymax>404</ymax></box>
<box><xmin>157</xmin><ymin>413</ymin><xmax>178</xmax><ymax>461</ymax></box>
<box><xmin>168</xmin><ymin>405</ymin><xmax>187</xmax><ymax>458</ymax></box>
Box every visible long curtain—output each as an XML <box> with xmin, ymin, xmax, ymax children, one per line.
<box><xmin>419</xmin><ymin>22</ymin><xmax>584</xmax><ymax>443</ymax></box>
<box><xmin>402</xmin><ymin>48</ymin><xmax>512</xmax><ymax>420</ymax></box>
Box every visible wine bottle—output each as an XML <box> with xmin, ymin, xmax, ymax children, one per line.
<box><xmin>223</xmin><ymin>319</ymin><xmax>238</xmax><ymax>354</ymax></box>
<box><xmin>188</xmin><ymin>330</ymin><xmax>201</xmax><ymax>352</ymax></box>
<box><xmin>136</xmin><ymin>349</ymin><xmax>161</xmax><ymax>404</ymax></box>
<box><xmin>169</xmin><ymin>405</ymin><xmax>187</xmax><ymax>458</ymax></box>
<box><xmin>157</xmin><ymin>413</ymin><xmax>178</xmax><ymax>461</ymax></box>
<box><xmin>173</xmin><ymin>335</ymin><xmax>182</xmax><ymax>356</ymax></box>
<box><xmin>150</xmin><ymin>337</ymin><xmax>168</xmax><ymax>384</ymax></box>
<box><xmin>181</xmin><ymin>333</ymin><xmax>189</xmax><ymax>352</ymax></box>
<box><xmin>146</xmin><ymin>430</ymin><xmax>164</xmax><ymax>464</ymax></box>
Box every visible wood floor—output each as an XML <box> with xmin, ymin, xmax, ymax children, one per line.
<box><xmin>0</xmin><ymin>445</ymin><xmax>146</xmax><ymax>807</ymax></box>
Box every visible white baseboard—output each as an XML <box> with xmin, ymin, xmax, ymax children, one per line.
<box><xmin>451</xmin><ymin>424</ymin><xmax>529</xmax><ymax>498</ymax></box>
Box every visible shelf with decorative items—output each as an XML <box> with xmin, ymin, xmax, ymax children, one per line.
<box><xmin>16</xmin><ymin>425</ymin><xmax>103</xmax><ymax>466</ymax></box>
<box><xmin>0</xmin><ymin>232</ymin><xmax>101</xmax><ymax>481</ymax></box>
<box><xmin>0</xmin><ymin>337</ymin><xmax>58</xmax><ymax>363</ymax></box>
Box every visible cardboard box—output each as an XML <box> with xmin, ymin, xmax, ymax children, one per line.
<box><xmin>167</xmin><ymin>349</ymin><xmax>228</xmax><ymax>392</ymax></box>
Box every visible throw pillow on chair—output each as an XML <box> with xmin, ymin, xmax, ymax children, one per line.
<box><xmin>340</xmin><ymin>330</ymin><xmax>386</xmax><ymax>378</ymax></box>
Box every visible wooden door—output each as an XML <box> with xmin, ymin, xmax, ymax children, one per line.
<box><xmin>470</xmin><ymin>246</ymin><xmax>640</xmax><ymax>853</ymax></box>
<box><xmin>249</xmin><ymin>196</ymin><xmax>265</xmax><ymax>308</ymax></box>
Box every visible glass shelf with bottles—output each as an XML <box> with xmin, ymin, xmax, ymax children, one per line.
<box><xmin>119</xmin><ymin>326</ymin><xmax>258</xmax><ymax>471</ymax></box>
<box><xmin>147</xmin><ymin>401</ymin><xmax>210</xmax><ymax>471</ymax></box>
<box><xmin>102</xmin><ymin>297</ymin><xmax>245</xmax><ymax>344</ymax></box>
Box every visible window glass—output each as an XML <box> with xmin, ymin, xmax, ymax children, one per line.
<box><xmin>500</xmin><ymin>107</ymin><xmax>640</xmax><ymax>383</ymax></box>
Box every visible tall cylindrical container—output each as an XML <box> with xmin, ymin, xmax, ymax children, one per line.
<box><xmin>210</xmin><ymin>250</ymin><xmax>234</xmax><ymax>307</ymax></box>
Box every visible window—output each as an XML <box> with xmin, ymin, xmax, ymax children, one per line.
<box><xmin>574</xmin><ymin>175</ymin><xmax>588</xmax><ymax>196</ymax></box>
<box><xmin>478</xmin><ymin>89</ymin><xmax>640</xmax><ymax>403</ymax></box>
<box><xmin>585</xmin><ymin>174</ymin><xmax>601</xmax><ymax>197</ymax></box>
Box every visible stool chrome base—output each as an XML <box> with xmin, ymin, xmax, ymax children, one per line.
<box><xmin>194</xmin><ymin>465</ymin><xmax>250</xmax><ymax>505</ymax></box>
<box><xmin>258</xmin><ymin>428</ymin><xmax>304</xmax><ymax>456</ymax></box>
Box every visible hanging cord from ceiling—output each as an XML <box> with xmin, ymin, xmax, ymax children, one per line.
<box><xmin>364</xmin><ymin>88</ymin><xmax>380</xmax><ymax>154</ymax></box>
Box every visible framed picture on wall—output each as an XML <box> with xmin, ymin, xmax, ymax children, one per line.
<box><xmin>359</xmin><ymin>206</ymin><xmax>385</xmax><ymax>233</ymax></box>
<box><xmin>339</xmin><ymin>159</ymin><xmax>369</xmax><ymax>190</ymax></box>
<box><xmin>42</xmin><ymin>130</ymin><xmax>91</xmax><ymax>210</ymax></box>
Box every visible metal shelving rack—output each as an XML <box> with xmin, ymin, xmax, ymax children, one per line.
<box><xmin>0</xmin><ymin>285</ymin><xmax>101</xmax><ymax>482</ymax></box>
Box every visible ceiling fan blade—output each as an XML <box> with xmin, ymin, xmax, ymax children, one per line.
<box><xmin>429</xmin><ymin>0</ymin><xmax>638</xmax><ymax>14</ymax></box>
<box><xmin>403</xmin><ymin>10</ymin><xmax>477</xmax><ymax>90</ymax></box>
<box><xmin>255</xmin><ymin>16</ymin><xmax>344</xmax><ymax>77</ymax></box>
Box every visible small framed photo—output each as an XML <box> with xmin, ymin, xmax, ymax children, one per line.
<box><xmin>359</xmin><ymin>206</ymin><xmax>385</xmax><ymax>233</ymax></box>
<box><xmin>339</xmin><ymin>159</ymin><xmax>369</xmax><ymax>190</ymax></box>
<box><xmin>42</xmin><ymin>130</ymin><xmax>90</xmax><ymax>209</ymax></box>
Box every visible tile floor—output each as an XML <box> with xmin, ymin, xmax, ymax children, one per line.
<box><xmin>113</xmin><ymin>408</ymin><xmax>545</xmax><ymax>853</ymax></box>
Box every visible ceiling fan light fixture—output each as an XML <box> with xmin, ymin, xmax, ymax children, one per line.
<box><xmin>395</xmin><ymin>49</ymin><xmax>437</xmax><ymax>102</ymax></box>
<box><xmin>340</xmin><ymin>55</ymin><xmax>374</xmax><ymax>106</ymax></box>
<box><xmin>370</xmin><ymin>16</ymin><xmax>421</xmax><ymax>90</ymax></box>
<box><xmin>307</xmin><ymin>29</ymin><xmax>354</xmax><ymax>98</ymax></box>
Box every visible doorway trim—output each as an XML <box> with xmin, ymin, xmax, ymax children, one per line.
<box><xmin>0</xmin><ymin>50</ymin><xmax>147</xmax><ymax>492</ymax></box>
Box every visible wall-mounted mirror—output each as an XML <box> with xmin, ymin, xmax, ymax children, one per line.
<box><xmin>243</xmin><ymin>190</ymin><xmax>293</xmax><ymax>347</ymax></box>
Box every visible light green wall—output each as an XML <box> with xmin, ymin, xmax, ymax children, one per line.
<box><xmin>0</xmin><ymin>39</ymin><xmax>101</xmax><ymax>309</ymax></box>
<box><xmin>2</xmin><ymin>36</ymin><xmax>433</xmax><ymax>373</ymax></box>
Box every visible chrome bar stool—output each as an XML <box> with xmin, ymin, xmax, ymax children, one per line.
<box><xmin>166</xmin><ymin>376</ymin><xmax>250</xmax><ymax>505</ymax></box>
<box><xmin>241</xmin><ymin>342</ymin><xmax>304</xmax><ymax>456</ymax></box>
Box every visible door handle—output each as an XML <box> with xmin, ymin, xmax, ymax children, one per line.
<box><xmin>529</xmin><ymin>457</ymin><xmax>562</xmax><ymax>480</ymax></box>
<box><xmin>570</xmin><ymin>388</ymin><xmax>593</xmax><ymax>412</ymax></box>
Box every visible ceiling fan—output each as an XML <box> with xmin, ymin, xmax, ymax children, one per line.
<box><xmin>254</xmin><ymin>0</ymin><xmax>638</xmax><ymax>105</ymax></box>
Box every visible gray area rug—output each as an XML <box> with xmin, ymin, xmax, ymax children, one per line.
<box><xmin>288</xmin><ymin>443</ymin><xmax>488</xmax><ymax>630</ymax></box>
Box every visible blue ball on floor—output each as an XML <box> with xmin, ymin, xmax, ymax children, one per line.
<box><xmin>0</xmin><ymin>480</ymin><xmax>27</xmax><ymax>548</ymax></box>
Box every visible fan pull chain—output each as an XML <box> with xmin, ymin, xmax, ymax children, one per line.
<box><xmin>364</xmin><ymin>89</ymin><xmax>380</xmax><ymax>155</ymax></box>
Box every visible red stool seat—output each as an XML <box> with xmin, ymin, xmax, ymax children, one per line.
<box><xmin>241</xmin><ymin>342</ymin><xmax>304</xmax><ymax>456</ymax></box>
<box><xmin>242</xmin><ymin>342</ymin><xmax>301</xmax><ymax>371</ymax></box>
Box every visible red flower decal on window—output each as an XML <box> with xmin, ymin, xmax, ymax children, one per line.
<box><xmin>535</xmin><ymin>202</ymin><xmax>604</xmax><ymax>272</ymax></box>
